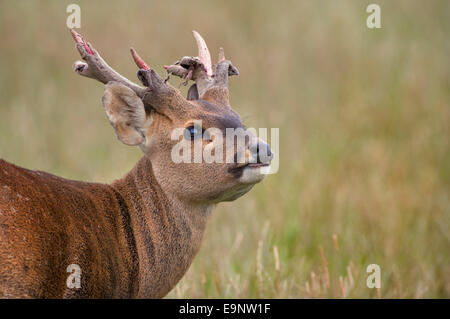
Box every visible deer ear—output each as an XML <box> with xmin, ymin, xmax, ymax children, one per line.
<box><xmin>102</xmin><ymin>82</ymin><xmax>149</xmax><ymax>146</ymax></box>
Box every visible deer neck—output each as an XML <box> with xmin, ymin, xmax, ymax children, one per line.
<box><xmin>112</xmin><ymin>156</ymin><xmax>212</xmax><ymax>298</ymax></box>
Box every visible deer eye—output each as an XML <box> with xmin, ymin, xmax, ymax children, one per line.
<box><xmin>184</xmin><ymin>125</ymin><xmax>201</xmax><ymax>140</ymax></box>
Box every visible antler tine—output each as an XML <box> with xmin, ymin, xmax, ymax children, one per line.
<box><xmin>161</xmin><ymin>31</ymin><xmax>239</xmax><ymax>103</ymax></box>
<box><xmin>218</xmin><ymin>47</ymin><xmax>225</xmax><ymax>63</ymax></box>
<box><xmin>70</xmin><ymin>29</ymin><xmax>145</xmax><ymax>97</ymax></box>
<box><xmin>214</xmin><ymin>46</ymin><xmax>239</xmax><ymax>88</ymax></box>
<box><xmin>214</xmin><ymin>59</ymin><xmax>239</xmax><ymax>88</ymax></box>
<box><xmin>192</xmin><ymin>30</ymin><xmax>213</xmax><ymax>77</ymax></box>
<box><xmin>216</xmin><ymin>46</ymin><xmax>238</xmax><ymax>77</ymax></box>
<box><xmin>130</xmin><ymin>47</ymin><xmax>150</xmax><ymax>71</ymax></box>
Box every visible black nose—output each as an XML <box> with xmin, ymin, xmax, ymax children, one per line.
<box><xmin>252</xmin><ymin>141</ymin><xmax>273</xmax><ymax>164</ymax></box>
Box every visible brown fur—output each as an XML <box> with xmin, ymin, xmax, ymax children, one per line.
<box><xmin>0</xmin><ymin>157</ymin><xmax>208</xmax><ymax>298</ymax></box>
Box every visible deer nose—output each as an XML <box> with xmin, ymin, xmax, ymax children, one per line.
<box><xmin>249</xmin><ymin>140</ymin><xmax>273</xmax><ymax>164</ymax></box>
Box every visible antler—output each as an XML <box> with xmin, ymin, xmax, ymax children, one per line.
<box><xmin>192</xmin><ymin>31</ymin><xmax>213</xmax><ymax>77</ymax></box>
<box><xmin>70</xmin><ymin>29</ymin><xmax>145</xmax><ymax>97</ymax></box>
<box><xmin>164</xmin><ymin>31</ymin><xmax>239</xmax><ymax>104</ymax></box>
<box><xmin>70</xmin><ymin>29</ymin><xmax>236</xmax><ymax>107</ymax></box>
<box><xmin>70</xmin><ymin>29</ymin><xmax>186</xmax><ymax>112</ymax></box>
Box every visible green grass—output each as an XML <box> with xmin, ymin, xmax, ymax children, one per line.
<box><xmin>0</xmin><ymin>0</ymin><xmax>448</xmax><ymax>298</ymax></box>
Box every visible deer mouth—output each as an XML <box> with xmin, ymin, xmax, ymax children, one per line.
<box><xmin>229</xmin><ymin>161</ymin><xmax>267</xmax><ymax>175</ymax></box>
<box><xmin>232</xmin><ymin>162</ymin><xmax>269</xmax><ymax>171</ymax></box>
<box><xmin>245</xmin><ymin>162</ymin><xmax>269</xmax><ymax>169</ymax></box>
<box><xmin>237</xmin><ymin>162</ymin><xmax>270</xmax><ymax>185</ymax></box>
<box><xmin>228</xmin><ymin>161</ymin><xmax>270</xmax><ymax>183</ymax></box>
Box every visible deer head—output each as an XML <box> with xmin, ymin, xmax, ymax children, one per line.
<box><xmin>71</xmin><ymin>30</ymin><xmax>273</xmax><ymax>204</ymax></box>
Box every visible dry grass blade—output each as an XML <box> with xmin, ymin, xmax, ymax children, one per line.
<box><xmin>332</xmin><ymin>234</ymin><xmax>340</xmax><ymax>252</ymax></box>
<box><xmin>339</xmin><ymin>276</ymin><xmax>347</xmax><ymax>298</ymax></box>
<box><xmin>319</xmin><ymin>245</ymin><xmax>330</xmax><ymax>290</ymax></box>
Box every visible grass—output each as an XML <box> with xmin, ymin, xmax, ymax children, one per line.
<box><xmin>0</xmin><ymin>0</ymin><xmax>448</xmax><ymax>298</ymax></box>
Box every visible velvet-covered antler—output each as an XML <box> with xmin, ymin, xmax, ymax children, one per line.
<box><xmin>70</xmin><ymin>29</ymin><xmax>186</xmax><ymax>110</ymax></box>
<box><xmin>70</xmin><ymin>29</ymin><xmax>146</xmax><ymax>97</ymax></box>
<box><xmin>165</xmin><ymin>31</ymin><xmax>239</xmax><ymax>104</ymax></box>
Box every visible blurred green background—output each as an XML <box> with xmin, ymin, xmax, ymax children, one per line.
<box><xmin>0</xmin><ymin>0</ymin><xmax>448</xmax><ymax>298</ymax></box>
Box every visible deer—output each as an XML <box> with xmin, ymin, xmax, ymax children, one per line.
<box><xmin>0</xmin><ymin>30</ymin><xmax>273</xmax><ymax>298</ymax></box>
